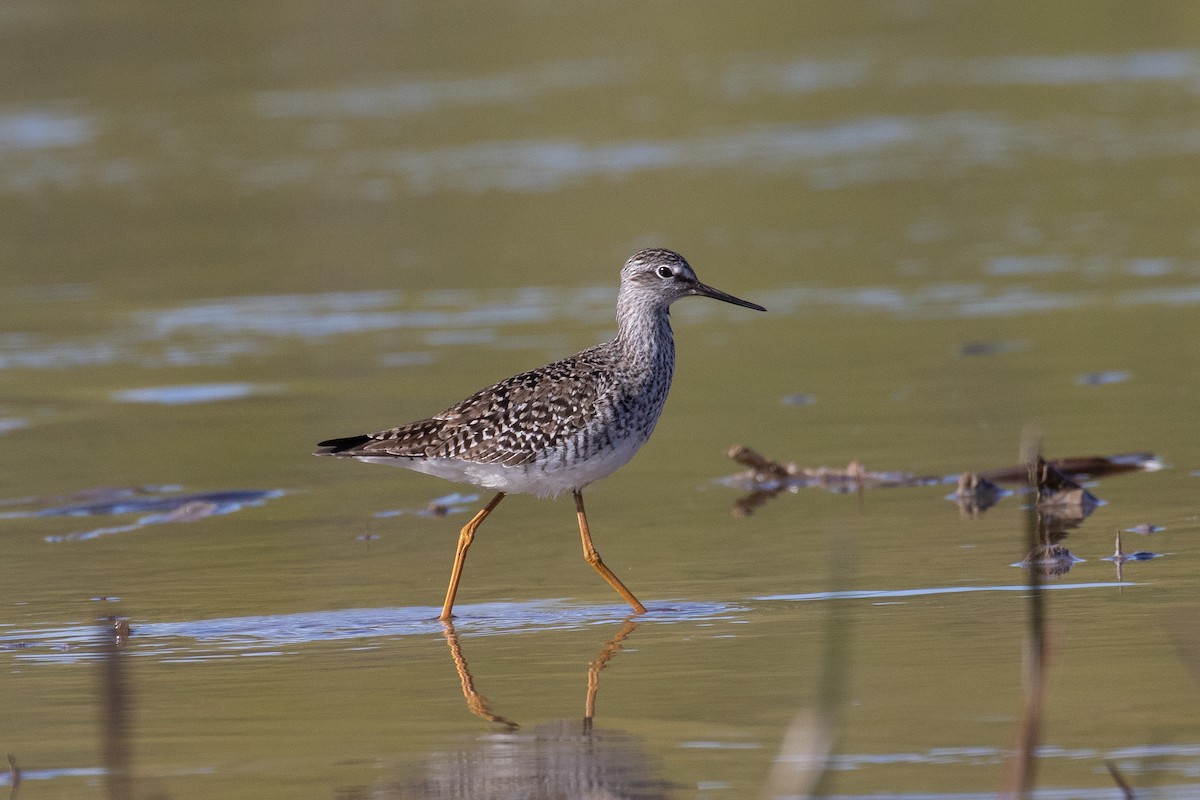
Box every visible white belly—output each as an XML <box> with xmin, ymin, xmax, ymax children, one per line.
<box><xmin>354</xmin><ymin>433</ymin><xmax>648</xmax><ymax>498</ymax></box>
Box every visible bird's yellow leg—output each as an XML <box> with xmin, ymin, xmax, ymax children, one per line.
<box><xmin>441</xmin><ymin>492</ymin><xmax>505</xmax><ymax>621</ymax></box>
<box><xmin>574</xmin><ymin>491</ymin><xmax>647</xmax><ymax>614</ymax></box>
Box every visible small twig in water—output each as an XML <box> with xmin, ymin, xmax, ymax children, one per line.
<box><xmin>6</xmin><ymin>752</ymin><xmax>21</xmax><ymax>798</ymax></box>
<box><xmin>1105</xmin><ymin>759</ymin><xmax>1136</xmax><ymax>799</ymax></box>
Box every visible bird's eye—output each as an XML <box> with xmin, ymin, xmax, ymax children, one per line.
<box><xmin>655</xmin><ymin>266</ymin><xmax>674</xmax><ymax>279</ymax></box>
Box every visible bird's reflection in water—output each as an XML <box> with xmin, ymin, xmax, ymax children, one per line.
<box><xmin>440</xmin><ymin>622</ymin><xmax>518</xmax><ymax>731</ymax></box>
<box><xmin>582</xmin><ymin>617</ymin><xmax>636</xmax><ymax>734</ymax></box>
<box><xmin>352</xmin><ymin>618</ymin><xmax>671</xmax><ymax>800</ymax></box>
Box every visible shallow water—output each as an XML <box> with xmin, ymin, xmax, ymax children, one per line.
<box><xmin>3</xmin><ymin>2</ymin><xmax>1200</xmax><ymax>798</ymax></box>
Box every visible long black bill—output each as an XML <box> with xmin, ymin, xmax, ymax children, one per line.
<box><xmin>691</xmin><ymin>282</ymin><xmax>767</xmax><ymax>312</ymax></box>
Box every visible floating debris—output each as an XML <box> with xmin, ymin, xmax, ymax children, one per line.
<box><xmin>108</xmin><ymin>617</ymin><xmax>132</xmax><ymax>646</ymax></box>
<box><xmin>978</xmin><ymin>453</ymin><xmax>1161</xmax><ymax>484</ymax></box>
<box><xmin>374</xmin><ymin>492</ymin><xmax>480</xmax><ymax>519</ymax></box>
<box><xmin>952</xmin><ymin>472</ymin><xmax>1009</xmax><ymax>518</ymax></box>
<box><xmin>725</xmin><ymin>446</ymin><xmax>941</xmax><ymax>492</ymax></box>
<box><xmin>723</xmin><ymin>446</ymin><xmax>945</xmax><ymax>517</ymax></box>
<box><xmin>1016</xmin><ymin>457</ymin><xmax>1103</xmax><ymax>557</ymax></box>
<box><xmin>726</xmin><ymin>445</ymin><xmax>793</xmax><ymax>488</ymax></box>
<box><xmin>1014</xmin><ymin>544</ymin><xmax>1083</xmax><ymax>577</ymax></box>
<box><xmin>722</xmin><ymin>446</ymin><xmax>1159</xmax><ymax>524</ymax></box>
<box><xmin>421</xmin><ymin>494</ymin><xmax>476</xmax><ymax>517</ymax></box>
<box><xmin>1103</xmin><ymin>530</ymin><xmax>1162</xmax><ymax>585</ymax></box>
<box><xmin>1112</xmin><ymin>551</ymin><xmax>1160</xmax><ymax>562</ymax></box>
<box><xmin>957</xmin><ymin>340</ymin><xmax>1027</xmax><ymax>356</ymax></box>
<box><xmin>1031</xmin><ymin>458</ymin><xmax>1100</xmax><ymax>517</ymax></box>
<box><xmin>1104</xmin><ymin>531</ymin><xmax>1162</xmax><ymax>564</ymax></box>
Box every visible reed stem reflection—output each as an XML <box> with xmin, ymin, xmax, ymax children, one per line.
<box><xmin>5</xmin><ymin>753</ymin><xmax>20</xmax><ymax>800</ymax></box>
<box><xmin>1004</xmin><ymin>431</ymin><xmax>1052</xmax><ymax>799</ymax></box>
<box><xmin>98</xmin><ymin>617</ymin><xmax>133</xmax><ymax>800</ymax></box>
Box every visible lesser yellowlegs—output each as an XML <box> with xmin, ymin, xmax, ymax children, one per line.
<box><xmin>315</xmin><ymin>248</ymin><xmax>765</xmax><ymax>620</ymax></box>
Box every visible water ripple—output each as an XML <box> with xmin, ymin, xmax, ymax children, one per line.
<box><xmin>721</xmin><ymin>49</ymin><xmax>1200</xmax><ymax>98</ymax></box>
<box><xmin>111</xmin><ymin>383</ymin><xmax>274</xmax><ymax>404</ymax></box>
<box><xmin>5</xmin><ymin>276</ymin><xmax>1200</xmax><ymax>375</ymax></box>
<box><xmin>0</xmin><ymin>600</ymin><xmax>744</xmax><ymax>664</ymax></box>
<box><xmin>755</xmin><ymin>582</ymin><xmax>1129</xmax><ymax>603</ymax></box>
<box><xmin>254</xmin><ymin>58</ymin><xmax>631</xmax><ymax>119</ymax></box>
<box><xmin>0</xmin><ymin>107</ymin><xmax>93</xmax><ymax>151</ymax></box>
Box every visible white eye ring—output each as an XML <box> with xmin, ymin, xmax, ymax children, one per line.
<box><xmin>655</xmin><ymin>266</ymin><xmax>674</xmax><ymax>279</ymax></box>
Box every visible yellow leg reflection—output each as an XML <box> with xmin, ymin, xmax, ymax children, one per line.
<box><xmin>441</xmin><ymin>621</ymin><xmax>518</xmax><ymax>731</ymax></box>
<box><xmin>441</xmin><ymin>617</ymin><xmax>640</xmax><ymax>732</ymax></box>
<box><xmin>585</xmin><ymin>617</ymin><xmax>639</xmax><ymax>731</ymax></box>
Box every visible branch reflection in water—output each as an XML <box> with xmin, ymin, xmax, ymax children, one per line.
<box><xmin>355</xmin><ymin>617</ymin><xmax>669</xmax><ymax>800</ymax></box>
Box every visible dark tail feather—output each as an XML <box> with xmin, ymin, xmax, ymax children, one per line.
<box><xmin>313</xmin><ymin>434</ymin><xmax>373</xmax><ymax>456</ymax></box>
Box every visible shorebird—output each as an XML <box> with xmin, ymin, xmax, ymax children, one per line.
<box><xmin>315</xmin><ymin>248</ymin><xmax>765</xmax><ymax>620</ymax></box>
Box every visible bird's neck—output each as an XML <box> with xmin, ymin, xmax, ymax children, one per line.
<box><xmin>614</xmin><ymin>294</ymin><xmax>675</xmax><ymax>372</ymax></box>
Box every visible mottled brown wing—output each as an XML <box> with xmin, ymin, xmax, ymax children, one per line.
<box><xmin>315</xmin><ymin>348</ymin><xmax>612</xmax><ymax>466</ymax></box>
